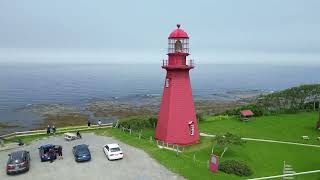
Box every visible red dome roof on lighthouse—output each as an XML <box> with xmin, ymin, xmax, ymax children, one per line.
<box><xmin>169</xmin><ymin>24</ymin><xmax>189</xmax><ymax>39</ymax></box>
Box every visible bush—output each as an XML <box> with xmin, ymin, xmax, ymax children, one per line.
<box><xmin>196</xmin><ymin>112</ymin><xmax>205</xmax><ymax>122</ymax></box>
<box><xmin>114</xmin><ymin>116</ymin><xmax>157</xmax><ymax>130</ymax></box>
<box><xmin>223</xmin><ymin>104</ymin><xmax>265</xmax><ymax>117</ymax></box>
<box><xmin>219</xmin><ymin>160</ymin><xmax>253</xmax><ymax>176</ymax></box>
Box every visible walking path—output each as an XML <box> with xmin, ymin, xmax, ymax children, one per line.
<box><xmin>241</xmin><ymin>137</ymin><xmax>320</xmax><ymax>148</ymax></box>
<box><xmin>200</xmin><ymin>132</ymin><xmax>320</xmax><ymax>148</ymax></box>
<box><xmin>246</xmin><ymin>169</ymin><xmax>320</xmax><ymax>180</ymax></box>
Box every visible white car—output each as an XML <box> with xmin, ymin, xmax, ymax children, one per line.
<box><xmin>103</xmin><ymin>144</ymin><xmax>123</xmax><ymax>160</ymax></box>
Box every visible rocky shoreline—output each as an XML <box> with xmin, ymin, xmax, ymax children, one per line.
<box><xmin>17</xmin><ymin>100</ymin><xmax>253</xmax><ymax>130</ymax></box>
<box><xmin>2</xmin><ymin>90</ymin><xmax>264</xmax><ymax>134</ymax></box>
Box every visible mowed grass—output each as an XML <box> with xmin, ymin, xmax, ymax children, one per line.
<box><xmin>200</xmin><ymin>112</ymin><xmax>320</xmax><ymax>144</ymax></box>
<box><xmin>97</xmin><ymin>112</ymin><xmax>320</xmax><ymax>180</ymax></box>
<box><xmin>97</xmin><ymin>127</ymin><xmax>320</xmax><ymax>180</ymax></box>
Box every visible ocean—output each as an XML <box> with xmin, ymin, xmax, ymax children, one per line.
<box><xmin>0</xmin><ymin>63</ymin><xmax>319</xmax><ymax>134</ymax></box>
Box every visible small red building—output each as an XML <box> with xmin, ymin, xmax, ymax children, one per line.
<box><xmin>155</xmin><ymin>24</ymin><xmax>199</xmax><ymax>145</ymax></box>
<box><xmin>240</xmin><ymin>110</ymin><xmax>254</xmax><ymax>121</ymax></box>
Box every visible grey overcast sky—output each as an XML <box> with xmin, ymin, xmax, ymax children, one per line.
<box><xmin>0</xmin><ymin>0</ymin><xmax>319</xmax><ymax>64</ymax></box>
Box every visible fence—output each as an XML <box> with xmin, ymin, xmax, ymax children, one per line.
<box><xmin>118</xmin><ymin>126</ymin><xmax>210</xmax><ymax>169</ymax></box>
<box><xmin>0</xmin><ymin>123</ymin><xmax>113</xmax><ymax>140</ymax></box>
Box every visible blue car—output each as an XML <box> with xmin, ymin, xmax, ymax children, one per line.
<box><xmin>38</xmin><ymin>144</ymin><xmax>57</xmax><ymax>162</ymax></box>
<box><xmin>72</xmin><ymin>144</ymin><xmax>91</xmax><ymax>162</ymax></box>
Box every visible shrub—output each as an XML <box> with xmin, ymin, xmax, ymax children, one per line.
<box><xmin>219</xmin><ymin>160</ymin><xmax>253</xmax><ymax>176</ymax></box>
<box><xmin>223</xmin><ymin>104</ymin><xmax>265</xmax><ymax>117</ymax></box>
<box><xmin>114</xmin><ymin>116</ymin><xmax>157</xmax><ymax>130</ymax></box>
<box><xmin>196</xmin><ymin>112</ymin><xmax>205</xmax><ymax>122</ymax></box>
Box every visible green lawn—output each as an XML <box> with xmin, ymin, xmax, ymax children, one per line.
<box><xmin>200</xmin><ymin>112</ymin><xmax>320</xmax><ymax>144</ymax></box>
<box><xmin>95</xmin><ymin>126</ymin><xmax>320</xmax><ymax>180</ymax></box>
<box><xmin>96</xmin><ymin>112</ymin><xmax>320</xmax><ymax>180</ymax></box>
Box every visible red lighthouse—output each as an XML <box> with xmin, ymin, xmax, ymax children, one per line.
<box><xmin>155</xmin><ymin>24</ymin><xmax>199</xmax><ymax>145</ymax></box>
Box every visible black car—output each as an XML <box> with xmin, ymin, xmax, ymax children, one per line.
<box><xmin>72</xmin><ymin>144</ymin><xmax>91</xmax><ymax>162</ymax></box>
<box><xmin>6</xmin><ymin>150</ymin><xmax>30</xmax><ymax>175</ymax></box>
<box><xmin>38</xmin><ymin>144</ymin><xmax>57</xmax><ymax>162</ymax></box>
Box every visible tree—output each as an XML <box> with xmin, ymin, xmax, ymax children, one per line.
<box><xmin>317</xmin><ymin>112</ymin><xmax>320</xmax><ymax>130</ymax></box>
<box><xmin>196</xmin><ymin>112</ymin><xmax>204</xmax><ymax>122</ymax></box>
<box><xmin>214</xmin><ymin>133</ymin><xmax>245</xmax><ymax>158</ymax></box>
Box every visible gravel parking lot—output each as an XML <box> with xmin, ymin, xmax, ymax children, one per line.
<box><xmin>0</xmin><ymin>133</ymin><xmax>184</xmax><ymax>180</ymax></box>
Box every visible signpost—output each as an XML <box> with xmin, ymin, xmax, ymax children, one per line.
<box><xmin>209</xmin><ymin>154</ymin><xmax>219</xmax><ymax>172</ymax></box>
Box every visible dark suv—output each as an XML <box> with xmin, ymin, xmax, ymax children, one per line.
<box><xmin>6</xmin><ymin>150</ymin><xmax>30</xmax><ymax>175</ymax></box>
<box><xmin>39</xmin><ymin>144</ymin><xmax>57</xmax><ymax>162</ymax></box>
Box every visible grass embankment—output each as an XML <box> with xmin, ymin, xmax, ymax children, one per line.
<box><xmin>3</xmin><ymin>125</ymin><xmax>110</xmax><ymax>144</ymax></box>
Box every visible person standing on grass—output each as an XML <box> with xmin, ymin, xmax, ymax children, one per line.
<box><xmin>98</xmin><ymin>120</ymin><xmax>102</xmax><ymax>126</ymax></box>
<box><xmin>88</xmin><ymin>120</ymin><xmax>91</xmax><ymax>127</ymax></box>
<box><xmin>46</xmin><ymin>125</ymin><xmax>51</xmax><ymax>135</ymax></box>
<box><xmin>52</xmin><ymin>125</ymin><xmax>56</xmax><ymax>135</ymax></box>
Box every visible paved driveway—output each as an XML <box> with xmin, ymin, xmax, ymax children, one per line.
<box><xmin>0</xmin><ymin>133</ymin><xmax>183</xmax><ymax>180</ymax></box>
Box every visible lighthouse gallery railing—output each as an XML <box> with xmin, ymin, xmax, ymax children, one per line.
<box><xmin>162</xmin><ymin>59</ymin><xmax>195</xmax><ymax>69</ymax></box>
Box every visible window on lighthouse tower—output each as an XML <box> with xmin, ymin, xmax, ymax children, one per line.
<box><xmin>165</xmin><ymin>78</ymin><xmax>170</xmax><ymax>88</ymax></box>
<box><xmin>189</xmin><ymin>121</ymin><xmax>195</xmax><ymax>136</ymax></box>
<box><xmin>174</xmin><ymin>40</ymin><xmax>183</xmax><ymax>52</ymax></box>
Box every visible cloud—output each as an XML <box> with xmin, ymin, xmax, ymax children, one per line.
<box><xmin>0</xmin><ymin>0</ymin><xmax>320</xmax><ymax>65</ymax></box>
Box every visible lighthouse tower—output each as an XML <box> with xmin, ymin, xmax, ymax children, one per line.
<box><xmin>155</xmin><ymin>24</ymin><xmax>199</xmax><ymax>145</ymax></box>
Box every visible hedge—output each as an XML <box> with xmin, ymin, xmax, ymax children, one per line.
<box><xmin>114</xmin><ymin>116</ymin><xmax>157</xmax><ymax>130</ymax></box>
<box><xmin>219</xmin><ymin>159</ymin><xmax>253</xmax><ymax>176</ymax></box>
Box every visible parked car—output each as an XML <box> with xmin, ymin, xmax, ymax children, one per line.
<box><xmin>6</xmin><ymin>150</ymin><xmax>30</xmax><ymax>175</ymax></box>
<box><xmin>73</xmin><ymin>144</ymin><xmax>91</xmax><ymax>162</ymax></box>
<box><xmin>38</xmin><ymin>144</ymin><xmax>57</xmax><ymax>162</ymax></box>
<box><xmin>103</xmin><ymin>143</ymin><xmax>123</xmax><ymax>160</ymax></box>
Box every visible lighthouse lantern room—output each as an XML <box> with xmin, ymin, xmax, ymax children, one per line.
<box><xmin>155</xmin><ymin>24</ymin><xmax>199</xmax><ymax>145</ymax></box>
